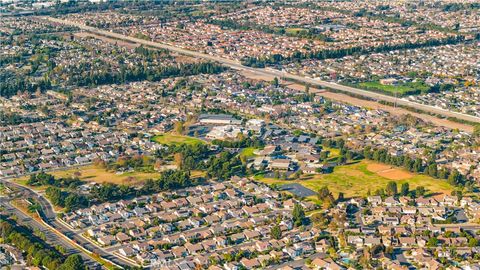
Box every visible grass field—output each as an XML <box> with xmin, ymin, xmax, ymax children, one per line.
<box><xmin>151</xmin><ymin>133</ymin><xmax>204</xmax><ymax>146</ymax></box>
<box><xmin>16</xmin><ymin>165</ymin><xmax>208</xmax><ymax>187</ymax></box>
<box><xmin>16</xmin><ymin>165</ymin><xmax>161</xmax><ymax>186</ymax></box>
<box><xmin>257</xmin><ymin>160</ymin><xmax>453</xmax><ymax>198</ymax></box>
<box><xmin>323</xmin><ymin>147</ymin><xmax>340</xmax><ymax>161</ymax></box>
<box><xmin>286</xmin><ymin>27</ymin><xmax>307</xmax><ymax>34</ymax></box>
<box><xmin>240</xmin><ymin>147</ymin><xmax>259</xmax><ymax>159</ymax></box>
<box><xmin>358</xmin><ymin>81</ymin><xmax>430</xmax><ymax>96</ymax></box>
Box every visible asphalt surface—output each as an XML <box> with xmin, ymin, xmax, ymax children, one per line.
<box><xmin>45</xmin><ymin>16</ymin><xmax>480</xmax><ymax>124</ymax></box>
<box><xmin>1</xmin><ymin>180</ymin><xmax>138</xmax><ymax>269</ymax></box>
<box><xmin>0</xmin><ymin>195</ymin><xmax>101</xmax><ymax>269</ymax></box>
<box><xmin>280</xmin><ymin>183</ymin><xmax>317</xmax><ymax>198</ymax></box>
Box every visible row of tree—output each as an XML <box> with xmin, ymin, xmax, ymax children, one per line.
<box><xmin>27</xmin><ymin>172</ymin><xmax>84</xmax><ymax>189</ymax></box>
<box><xmin>207</xmin><ymin>19</ymin><xmax>332</xmax><ymax>41</ymax></box>
<box><xmin>33</xmin><ymin>168</ymin><xmax>199</xmax><ymax>211</ymax></box>
<box><xmin>0</xmin><ymin>77</ymin><xmax>51</xmax><ymax>98</ymax></box>
<box><xmin>0</xmin><ymin>219</ymin><xmax>85</xmax><ymax>270</ymax></box>
<box><xmin>373</xmin><ymin>181</ymin><xmax>428</xmax><ymax>199</ymax></box>
<box><xmin>241</xmin><ymin>36</ymin><xmax>465</xmax><ymax>67</ymax></box>
<box><xmin>66</xmin><ymin>61</ymin><xmax>225</xmax><ymax>88</ymax></box>
<box><xmin>319</xmin><ymin>137</ymin><xmax>468</xmax><ymax>187</ymax></box>
<box><xmin>362</xmin><ymin>146</ymin><xmax>467</xmax><ymax>186</ymax></box>
<box><xmin>0</xmin><ymin>111</ymin><xmax>41</xmax><ymax>125</ymax></box>
<box><xmin>211</xmin><ymin>135</ymin><xmax>264</xmax><ymax>149</ymax></box>
<box><xmin>45</xmin><ymin>186</ymin><xmax>89</xmax><ymax>211</ymax></box>
<box><xmin>155</xmin><ymin>142</ymin><xmax>247</xmax><ymax>180</ymax></box>
<box><xmin>0</xmin><ymin>47</ymin><xmax>224</xmax><ymax>98</ymax></box>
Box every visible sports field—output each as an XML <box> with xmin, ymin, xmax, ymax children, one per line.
<box><xmin>151</xmin><ymin>133</ymin><xmax>204</xmax><ymax>145</ymax></box>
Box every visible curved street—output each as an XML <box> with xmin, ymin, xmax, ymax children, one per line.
<box><xmin>1</xmin><ymin>180</ymin><xmax>138</xmax><ymax>269</ymax></box>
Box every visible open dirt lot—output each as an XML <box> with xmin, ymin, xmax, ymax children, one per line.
<box><xmin>367</xmin><ymin>163</ymin><xmax>413</xmax><ymax>180</ymax></box>
<box><xmin>258</xmin><ymin>160</ymin><xmax>452</xmax><ymax>198</ymax></box>
<box><xmin>47</xmin><ymin>165</ymin><xmax>160</xmax><ymax>185</ymax></box>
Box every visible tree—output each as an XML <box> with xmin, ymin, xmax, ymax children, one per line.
<box><xmin>427</xmin><ymin>237</ymin><xmax>439</xmax><ymax>247</ymax></box>
<box><xmin>292</xmin><ymin>203</ymin><xmax>306</xmax><ymax>227</ymax></box>
<box><xmin>413</xmin><ymin>158</ymin><xmax>423</xmax><ymax>173</ymax></box>
<box><xmin>385</xmin><ymin>181</ymin><xmax>398</xmax><ymax>196</ymax></box>
<box><xmin>174</xmin><ymin>121</ymin><xmax>184</xmax><ymax>135</ymax></box>
<box><xmin>45</xmin><ymin>187</ymin><xmax>64</xmax><ymax>207</ymax></box>
<box><xmin>173</xmin><ymin>152</ymin><xmax>184</xmax><ymax>168</ymax></box>
<box><xmin>318</xmin><ymin>186</ymin><xmax>332</xmax><ymax>200</ymax></box>
<box><xmin>270</xmin><ymin>225</ymin><xmax>282</xmax><ymax>240</ymax></box>
<box><xmin>320</xmin><ymin>151</ymin><xmax>329</xmax><ymax>161</ymax></box>
<box><xmin>272</xmin><ymin>77</ymin><xmax>279</xmax><ymax>87</ymax></box>
<box><xmin>400</xmin><ymin>182</ymin><xmax>409</xmax><ymax>196</ymax></box>
<box><xmin>474</xmin><ymin>125</ymin><xmax>480</xmax><ymax>138</ymax></box>
<box><xmin>310</xmin><ymin>213</ymin><xmax>329</xmax><ymax>227</ymax></box>
<box><xmin>294</xmin><ymin>170</ymin><xmax>303</xmax><ymax>179</ymax></box>
<box><xmin>427</xmin><ymin>164</ymin><xmax>438</xmax><ymax>177</ymax></box>
<box><xmin>447</xmin><ymin>170</ymin><xmax>463</xmax><ymax>186</ymax></box>
<box><xmin>416</xmin><ymin>186</ymin><xmax>426</xmax><ymax>197</ymax></box>
<box><xmin>58</xmin><ymin>254</ymin><xmax>84</xmax><ymax>270</ymax></box>
<box><xmin>468</xmin><ymin>238</ymin><xmax>479</xmax><ymax>247</ymax></box>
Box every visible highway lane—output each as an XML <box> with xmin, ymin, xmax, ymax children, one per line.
<box><xmin>46</xmin><ymin>16</ymin><xmax>480</xmax><ymax>125</ymax></box>
<box><xmin>0</xmin><ymin>196</ymin><xmax>102</xmax><ymax>269</ymax></box>
<box><xmin>1</xmin><ymin>180</ymin><xmax>139</xmax><ymax>269</ymax></box>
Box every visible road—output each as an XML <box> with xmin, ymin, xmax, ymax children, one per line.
<box><xmin>0</xmin><ymin>195</ymin><xmax>102</xmax><ymax>269</ymax></box>
<box><xmin>45</xmin><ymin>16</ymin><xmax>480</xmax><ymax>125</ymax></box>
<box><xmin>1</xmin><ymin>180</ymin><xmax>139</xmax><ymax>269</ymax></box>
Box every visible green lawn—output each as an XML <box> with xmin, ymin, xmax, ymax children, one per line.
<box><xmin>323</xmin><ymin>147</ymin><xmax>340</xmax><ymax>161</ymax></box>
<box><xmin>358</xmin><ymin>81</ymin><xmax>431</xmax><ymax>96</ymax></box>
<box><xmin>257</xmin><ymin>160</ymin><xmax>453</xmax><ymax>198</ymax></box>
<box><xmin>240</xmin><ymin>147</ymin><xmax>259</xmax><ymax>159</ymax></box>
<box><xmin>0</xmin><ymin>183</ymin><xmax>6</xmax><ymax>195</ymax></box>
<box><xmin>151</xmin><ymin>134</ymin><xmax>204</xmax><ymax>146</ymax></box>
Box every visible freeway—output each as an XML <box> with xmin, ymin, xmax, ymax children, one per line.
<box><xmin>46</xmin><ymin>16</ymin><xmax>480</xmax><ymax>124</ymax></box>
<box><xmin>1</xmin><ymin>180</ymin><xmax>139</xmax><ymax>269</ymax></box>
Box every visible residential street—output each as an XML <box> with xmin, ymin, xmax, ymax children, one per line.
<box><xmin>45</xmin><ymin>17</ymin><xmax>480</xmax><ymax>125</ymax></box>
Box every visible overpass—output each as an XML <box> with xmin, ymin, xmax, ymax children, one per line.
<box><xmin>46</xmin><ymin>17</ymin><xmax>480</xmax><ymax>125</ymax></box>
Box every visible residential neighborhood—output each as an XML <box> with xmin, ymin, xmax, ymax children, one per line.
<box><xmin>1</xmin><ymin>1</ymin><xmax>480</xmax><ymax>270</ymax></box>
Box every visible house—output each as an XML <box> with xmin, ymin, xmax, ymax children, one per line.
<box><xmin>118</xmin><ymin>246</ymin><xmax>136</xmax><ymax>257</ymax></box>
<box><xmin>269</xmin><ymin>159</ymin><xmax>294</xmax><ymax>171</ymax></box>
<box><xmin>241</xmin><ymin>258</ymin><xmax>260</xmax><ymax>269</ymax></box>
<box><xmin>116</xmin><ymin>232</ymin><xmax>130</xmax><ymax>243</ymax></box>
<box><xmin>311</xmin><ymin>257</ymin><xmax>345</xmax><ymax>270</ymax></box>
<box><xmin>98</xmin><ymin>235</ymin><xmax>116</xmax><ymax>246</ymax></box>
